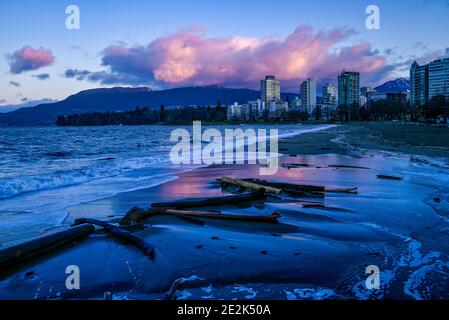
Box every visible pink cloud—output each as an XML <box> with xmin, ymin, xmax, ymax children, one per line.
<box><xmin>8</xmin><ymin>46</ymin><xmax>55</xmax><ymax>74</ymax></box>
<box><xmin>95</xmin><ymin>26</ymin><xmax>393</xmax><ymax>89</ymax></box>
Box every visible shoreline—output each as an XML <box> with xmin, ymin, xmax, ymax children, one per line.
<box><xmin>2</xmin><ymin>123</ymin><xmax>449</xmax><ymax>300</ymax></box>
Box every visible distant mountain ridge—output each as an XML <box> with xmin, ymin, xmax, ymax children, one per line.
<box><xmin>0</xmin><ymin>99</ymin><xmax>58</xmax><ymax>113</ymax></box>
<box><xmin>374</xmin><ymin>77</ymin><xmax>410</xmax><ymax>93</ymax></box>
<box><xmin>0</xmin><ymin>86</ymin><xmax>298</xmax><ymax>126</ymax></box>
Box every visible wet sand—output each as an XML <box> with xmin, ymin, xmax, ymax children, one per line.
<box><xmin>1</xmin><ymin>124</ymin><xmax>449</xmax><ymax>300</ymax></box>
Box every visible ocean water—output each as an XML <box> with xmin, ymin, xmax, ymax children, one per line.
<box><xmin>0</xmin><ymin>124</ymin><xmax>329</xmax><ymax>245</ymax></box>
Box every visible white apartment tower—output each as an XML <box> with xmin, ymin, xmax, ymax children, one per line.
<box><xmin>300</xmin><ymin>78</ymin><xmax>317</xmax><ymax>115</ymax></box>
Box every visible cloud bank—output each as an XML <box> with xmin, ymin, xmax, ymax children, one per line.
<box><xmin>66</xmin><ymin>26</ymin><xmax>394</xmax><ymax>89</ymax></box>
<box><xmin>8</xmin><ymin>46</ymin><xmax>55</xmax><ymax>74</ymax></box>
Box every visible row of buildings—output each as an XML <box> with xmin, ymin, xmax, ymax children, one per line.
<box><xmin>227</xmin><ymin>57</ymin><xmax>449</xmax><ymax>122</ymax></box>
<box><xmin>228</xmin><ymin>72</ymin><xmax>360</xmax><ymax>121</ymax></box>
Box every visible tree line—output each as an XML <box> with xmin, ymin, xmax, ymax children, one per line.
<box><xmin>56</xmin><ymin>104</ymin><xmax>228</xmax><ymax>126</ymax></box>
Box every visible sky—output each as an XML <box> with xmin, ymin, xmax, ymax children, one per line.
<box><xmin>1</xmin><ymin>0</ymin><xmax>448</xmax><ymax>106</ymax></box>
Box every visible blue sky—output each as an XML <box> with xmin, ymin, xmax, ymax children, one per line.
<box><xmin>1</xmin><ymin>0</ymin><xmax>448</xmax><ymax>106</ymax></box>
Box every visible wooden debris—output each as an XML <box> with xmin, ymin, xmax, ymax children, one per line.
<box><xmin>121</xmin><ymin>207</ymin><xmax>281</xmax><ymax>225</ymax></box>
<box><xmin>165</xmin><ymin>278</ymin><xmax>184</xmax><ymax>300</ymax></box>
<box><xmin>120</xmin><ymin>208</ymin><xmax>161</xmax><ymax>225</ymax></box>
<box><xmin>325</xmin><ymin>187</ymin><xmax>358</xmax><ymax>194</ymax></box>
<box><xmin>0</xmin><ymin>224</ymin><xmax>95</xmax><ymax>268</ymax></box>
<box><xmin>119</xmin><ymin>207</ymin><xmax>147</xmax><ymax>226</ymax></box>
<box><xmin>120</xmin><ymin>223</ymin><xmax>145</xmax><ymax>232</ymax></box>
<box><xmin>329</xmin><ymin>165</ymin><xmax>370</xmax><ymax>170</ymax></box>
<box><xmin>377</xmin><ymin>175</ymin><xmax>402</xmax><ymax>181</ymax></box>
<box><xmin>245</xmin><ymin>179</ymin><xmax>358</xmax><ymax>196</ymax></box>
<box><xmin>151</xmin><ymin>192</ymin><xmax>266</xmax><ymax>209</ymax></box>
<box><xmin>302</xmin><ymin>203</ymin><xmax>326</xmax><ymax>208</ymax></box>
<box><xmin>282</xmin><ymin>163</ymin><xmax>310</xmax><ymax>169</ymax></box>
<box><xmin>165</xmin><ymin>209</ymin><xmax>281</xmax><ymax>224</ymax></box>
<box><xmin>220</xmin><ymin>176</ymin><xmax>282</xmax><ymax>194</ymax></box>
<box><xmin>246</xmin><ymin>179</ymin><xmax>324</xmax><ymax>193</ymax></box>
<box><xmin>74</xmin><ymin>218</ymin><xmax>155</xmax><ymax>260</ymax></box>
<box><xmin>164</xmin><ymin>277</ymin><xmax>209</xmax><ymax>300</ymax></box>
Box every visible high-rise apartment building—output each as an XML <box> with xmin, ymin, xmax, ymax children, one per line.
<box><xmin>322</xmin><ymin>83</ymin><xmax>337</xmax><ymax>106</ymax></box>
<box><xmin>338</xmin><ymin>71</ymin><xmax>360</xmax><ymax>120</ymax></box>
<box><xmin>300</xmin><ymin>78</ymin><xmax>316</xmax><ymax>115</ymax></box>
<box><xmin>410</xmin><ymin>58</ymin><xmax>449</xmax><ymax>108</ymax></box>
<box><xmin>410</xmin><ymin>62</ymin><xmax>429</xmax><ymax>108</ymax></box>
<box><xmin>321</xmin><ymin>83</ymin><xmax>337</xmax><ymax>120</ymax></box>
<box><xmin>260</xmin><ymin>75</ymin><xmax>281</xmax><ymax>103</ymax></box>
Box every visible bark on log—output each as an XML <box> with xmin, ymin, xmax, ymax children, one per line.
<box><xmin>245</xmin><ymin>179</ymin><xmax>325</xmax><ymax>192</ymax></box>
<box><xmin>329</xmin><ymin>165</ymin><xmax>370</xmax><ymax>170</ymax></box>
<box><xmin>0</xmin><ymin>224</ymin><xmax>95</xmax><ymax>268</ymax></box>
<box><xmin>220</xmin><ymin>177</ymin><xmax>282</xmax><ymax>194</ymax></box>
<box><xmin>282</xmin><ymin>163</ymin><xmax>310</xmax><ymax>169</ymax></box>
<box><xmin>120</xmin><ymin>207</ymin><xmax>280</xmax><ymax>225</ymax></box>
<box><xmin>325</xmin><ymin>187</ymin><xmax>358</xmax><ymax>194</ymax></box>
<box><xmin>151</xmin><ymin>192</ymin><xmax>266</xmax><ymax>209</ymax></box>
<box><xmin>245</xmin><ymin>179</ymin><xmax>357</xmax><ymax>195</ymax></box>
<box><xmin>377</xmin><ymin>175</ymin><xmax>402</xmax><ymax>181</ymax></box>
<box><xmin>165</xmin><ymin>278</ymin><xmax>184</xmax><ymax>300</ymax></box>
<box><xmin>165</xmin><ymin>209</ymin><xmax>281</xmax><ymax>223</ymax></box>
<box><xmin>120</xmin><ymin>208</ymin><xmax>161</xmax><ymax>225</ymax></box>
<box><xmin>74</xmin><ymin>218</ymin><xmax>155</xmax><ymax>260</ymax></box>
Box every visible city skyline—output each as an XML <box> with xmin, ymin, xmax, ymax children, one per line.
<box><xmin>1</xmin><ymin>0</ymin><xmax>449</xmax><ymax>106</ymax></box>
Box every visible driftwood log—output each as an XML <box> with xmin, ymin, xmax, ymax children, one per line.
<box><xmin>73</xmin><ymin>218</ymin><xmax>155</xmax><ymax>260</ymax></box>
<box><xmin>245</xmin><ymin>179</ymin><xmax>357</xmax><ymax>195</ymax></box>
<box><xmin>120</xmin><ymin>207</ymin><xmax>281</xmax><ymax>225</ymax></box>
<box><xmin>329</xmin><ymin>165</ymin><xmax>370</xmax><ymax>170</ymax></box>
<box><xmin>220</xmin><ymin>177</ymin><xmax>282</xmax><ymax>194</ymax></box>
<box><xmin>165</xmin><ymin>278</ymin><xmax>184</xmax><ymax>300</ymax></box>
<box><xmin>245</xmin><ymin>179</ymin><xmax>324</xmax><ymax>193</ymax></box>
<box><xmin>151</xmin><ymin>192</ymin><xmax>266</xmax><ymax>209</ymax></box>
<box><xmin>282</xmin><ymin>163</ymin><xmax>310</xmax><ymax>169</ymax></box>
<box><xmin>0</xmin><ymin>224</ymin><xmax>95</xmax><ymax>268</ymax></box>
<box><xmin>166</xmin><ymin>209</ymin><xmax>281</xmax><ymax>223</ymax></box>
<box><xmin>325</xmin><ymin>187</ymin><xmax>358</xmax><ymax>194</ymax></box>
<box><xmin>377</xmin><ymin>175</ymin><xmax>402</xmax><ymax>181</ymax></box>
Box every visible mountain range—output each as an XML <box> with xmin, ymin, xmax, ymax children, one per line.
<box><xmin>374</xmin><ymin>77</ymin><xmax>410</xmax><ymax>93</ymax></box>
<box><xmin>0</xmin><ymin>99</ymin><xmax>58</xmax><ymax>113</ymax></box>
<box><xmin>0</xmin><ymin>86</ymin><xmax>298</xmax><ymax>126</ymax></box>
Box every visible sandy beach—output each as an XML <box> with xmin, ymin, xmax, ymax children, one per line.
<box><xmin>1</xmin><ymin>123</ymin><xmax>449</xmax><ymax>300</ymax></box>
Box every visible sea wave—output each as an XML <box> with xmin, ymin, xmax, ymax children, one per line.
<box><xmin>0</xmin><ymin>156</ymin><xmax>171</xmax><ymax>199</ymax></box>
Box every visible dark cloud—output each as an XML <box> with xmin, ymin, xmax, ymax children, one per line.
<box><xmin>64</xmin><ymin>68</ymin><xmax>150</xmax><ymax>85</ymax></box>
<box><xmin>32</xmin><ymin>73</ymin><xmax>50</xmax><ymax>80</ymax></box>
<box><xmin>9</xmin><ymin>81</ymin><xmax>21</xmax><ymax>87</ymax></box>
<box><xmin>8</xmin><ymin>46</ymin><xmax>55</xmax><ymax>74</ymax></box>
